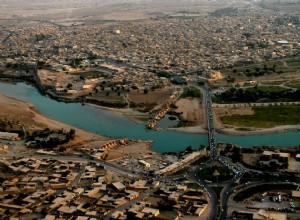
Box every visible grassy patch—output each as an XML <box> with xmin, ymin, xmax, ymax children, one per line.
<box><xmin>196</xmin><ymin>166</ymin><xmax>233</xmax><ymax>182</ymax></box>
<box><xmin>285</xmin><ymin>81</ymin><xmax>300</xmax><ymax>89</ymax></box>
<box><xmin>180</xmin><ymin>86</ymin><xmax>202</xmax><ymax>99</ymax></box>
<box><xmin>221</xmin><ymin>106</ymin><xmax>300</xmax><ymax>128</ymax></box>
<box><xmin>286</xmin><ymin>57</ymin><xmax>300</xmax><ymax>67</ymax></box>
<box><xmin>220</xmin><ymin>56</ymin><xmax>300</xmax><ymax>77</ymax></box>
<box><xmin>258</xmin><ymin>86</ymin><xmax>288</xmax><ymax>93</ymax></box>
<box><xmin>261</xmin><ymin>80</ymin><xmax>287</xmax><ymax>85</ymax></box>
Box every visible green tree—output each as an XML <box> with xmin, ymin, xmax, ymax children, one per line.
<box><xmin>68</xmin><ymin>128</ymin><xmax>76</xmax><ymax>140</ymax></box>
<box><xmin>67</xmin><ymin>83</ymin><xmax>73</xmax><ymax>89</ymax></box>
<box><xmin>199</xmin><ymin>144</ymin><xmax>206</xmax><ymax>150</ymax></box>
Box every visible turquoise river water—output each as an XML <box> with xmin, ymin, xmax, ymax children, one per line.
<box><xmin>0</xmin><ymin>82</ymin><xmax>299</xmax><ymax>152</ymax></box>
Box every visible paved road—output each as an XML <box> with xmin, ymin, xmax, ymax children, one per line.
<box><xmin>188</xmin><ymin>172</ymin><xmax>217</xmax><ymax>220</ymax></box>
<box><xmin>220</xmin><ymin>180</ymin><xmax>234</xmax><ymax>220</ymax></box>
<box><xmin>201</xmin><ymin>84</ymin><xmax>249</xmax><ymax>219</ymax></box>
<box><xmin>204</xmin><ymin>84</ymin><xmax>218</xmax><ymax>160</ymax></box>
<box><xmin>72</xmin><ymin>162</ymin><xmax>87</xmax><ymax>187</ymax></box>
<box><xmin>30</xmin><ymin>154</ymin><xmax>143</xmax><ymax>178</ymax></box>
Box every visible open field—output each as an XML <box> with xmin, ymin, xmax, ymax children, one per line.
<box><xmin>87</xmin><ymin>91</ymin><xmax>127</xmax><ymax>106</ymax></box>
<box><xmin>0</xmin><ymin>0</ymin><xmax>250</xmax><ymax>22</ymax></box>
<box><xmin>261</xmin><ymin>80</ymin><xmax>287</xmax><ymax>85</ymax></box>
<box><xmin>220</xmin><ymin>106</ymin><xmax>300</xmax><ymax>128</ymax></box>
<box><xmin>71</xmin><ymin>70</ymin><xmax>112</xmax><ymax>79</ymax></box>
<box><xmin>257</xmin><ymin>86</ymin><xmax>288</xmax><ymax>93</ymax></box>
<box><xmin>174</xmin><ymin>98</ymin><xmax>204</xmax><ymax>125</ymax></box>
<box><xmin>128</xmin><ymin>89</ymin><xmax>173</xmax><ymax>104</ymax></box>
<box><xmin>219</xmin><ymin>56</ymin><xmax>300</xmax><ymax>83</ymax></box>
<box><xmin>105</xmin><ymin>141</ymin><xmax>153</xmax><ymax>161</ymax></box>
<box><xmin>285</xmin><ymin>80</ymin><xmax>300</xmax><ymax>89</ymax></box>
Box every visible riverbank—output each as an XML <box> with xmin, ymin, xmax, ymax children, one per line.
<box><xmin>167</xmin><ymin>125</ymin><xmax>208</xmax><ymax>134</ymax></box>
<box><xmin>216</xmin><ymin>125</ymin><xmax>300</xmax><ymax>136</ymax></box>
<box><xmin>85</xmin><ymin>103</ymin><xmax>149</xmax><ymax>124</ymax></box>
<box><xmin>5</xmin><ymin>77</ymin><xmax>298</xmax><ymax>137</ymax></box>
<box><xmin>0</xmin><ymin>93</ymin><xmax>108</xmax><ymax>142</ymax></box>
<box><xmin>0</xmin><ymin>93</ymin><xmax>159</xmax><ymax>160</ymax></box>
<box><xmin>89</xmin><ymin>101</ymin><xmax>300</xmax><ymax>136</ymax></box>
<box><xmin>1</xmin><ymin>81</ymin><xmax>300</xmax><ymax>150</ymax></box>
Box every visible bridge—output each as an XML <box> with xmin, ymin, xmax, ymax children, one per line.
<box><xmin>204</xmin><ymin>83</ymin><xmax>218</xmax><ymax>160</ymax></box>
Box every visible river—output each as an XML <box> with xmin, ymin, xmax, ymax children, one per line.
<box><xmin>0</xmin><ymin>82</ymin><xmax>299</xmax><ymax>152</ymax></box>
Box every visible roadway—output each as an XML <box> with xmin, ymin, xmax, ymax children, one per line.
<box><xmin>189</xmin><ymin>169</ymin><xmax>217</xmax><ymax>220</ymax></box>
<box><xmin>204</xmin><ymin>83</ymin><xmax>218</xmax><ymax>161</ymax></box>
<box><xmin>30</xmin><ymin>154</ymin><xmax>143</xmax><ymax>178</ymax></box>
<box><xmin>201</xmin><ymin>84</ymin><xmax>247</xmax><ymax>219</ymax></box>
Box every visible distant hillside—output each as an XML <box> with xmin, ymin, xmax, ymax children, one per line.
<box><xmin>0</xmin><ymin>0</ymin><xmax>247</xmax><ymax>8</ymax></box>
<box><xmin>259</xmin><ymin>0</ymin><xmax>300</xmax><ymax>3</ymax></box>
<box><xmin>0</xmin><ymin>0</ymin><xmax>250</xmax><ymax>21</ymax></box>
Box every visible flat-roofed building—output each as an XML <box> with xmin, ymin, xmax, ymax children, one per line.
<box><xmin>142</xmin><ymin>207</ymin><xmax>160</xmax><ymax>217</ymax></box>
<box><xmin>261</xmin><ymin>151</ymin><xmax>290</xmax><ymax>162</ymax></box>
<box><xmin>0</xmin><ymin>132</ymin><xmax>19</xmax><ymax>140</ymax></box>
<box><xmin>292</xmin><ymin>191</ymin><xmax>300</xmax><ymax>198</ymax></box>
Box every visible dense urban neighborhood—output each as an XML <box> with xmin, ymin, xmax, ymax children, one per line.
<box><xmin>0</xmin><ymin>0</ymin><xmax>300</xmax><ymax>219</ymax></box>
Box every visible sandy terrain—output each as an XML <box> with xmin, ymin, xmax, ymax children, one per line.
<box><xmin>128</xmin><ymin>89</ymin><xmax>173</xmax><ymax>104</ymax></box>
<box><xmin>0</xmin><ymin>94</ymin><xmax>106</xmax><ymax>142</ymax></box>
<box><xmin>175</xmin><ymin>98</ymin><xmax>204</xmax><ymax>124</ymax></box>
<box><xmin>0</xmin><ymin>0</ymin><xmax>250</xmax><ymax>22</ymax></box>
<box><xmin>166</xmin><ymin>98</ymin><xmax>207</xmax><ymax>134</ymax></box>
<box><xmin>106</xmin><ymin>141</ymin><xmax>154</xmax><ymax>161</ymax></box>
<box><xmin>214</xmin><ymin>106</ymin><xmax>254</xmax><ymax>118</ymax></box>
<box><xmin>38</xmin><ymin>69</ymin><xmax>71</xmax><ymax>86</ymax></box>
<box><xmin>168</xmin><ymin>125</ymin><xmax>208</xmax><ymax>134</ymax></box>
<box><xmin>86</xmin><ymin>103</ymin><xmax>149</xmax><ymax>123</ymax></box>
<box><xmin>0</xmin><ymin>94</ymin><xmax>157</xmax><ymax>161</ymax></box>
<box><xmin>217</xmin><ymin>125</ymin><xmax>300</xmax><ymax>135</ymax></box>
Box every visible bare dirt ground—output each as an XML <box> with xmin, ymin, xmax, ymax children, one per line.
<box><xmin>106</xmin><ymin>141</ymin><xmax>154</xmax><ymax>161</ymax></box>
<box><xmin>214</xmin><ymin>106</ymin><xmax>254</xmax><ymax>119</ymax></box>
<box><xmin>167</xmin><ymin>98</ymin><xmax>207</xmax><ymax>134</ymax></box>
<box><xmin>242</xmin><ymin>153</ymin><xmax>260</xmax><ymax>166</ymax></box>
<box><xmin>128</xmin><ymin>89</ymin><xmax>173</xmax><ymax>104</ymax></box>
<box><xmin>175</xmin><ymin>98</ymin><xmax>204</xmax><ymax>124</ymax></box>
<box><xmin>38</xmin><ymin>69</ymin><xmax>71</xmax><ymax>86</ymax></box>
<box><xmin>0</xmin><ymin>0</ymin><xmax>250</xmax><ymax>22</ymax></box>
